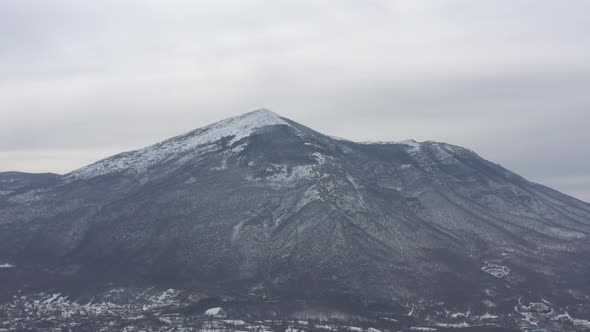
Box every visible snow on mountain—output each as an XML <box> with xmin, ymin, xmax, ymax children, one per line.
<box><xmin>68</xmin><ymin>109</ymin><xmax>290</xmax><ymax>180</ymax></box>
<box><xmin>2</xmin><ymin>109</ymin><xmax>590</xmax><ymax>327</ymax></box>
<box><xmin>361</xmin><ymin>139</ymin><xmax>423</xmax><ymax>152</ymax></box>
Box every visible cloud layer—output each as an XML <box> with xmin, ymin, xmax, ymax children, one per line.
<box><xmin>1</xmin><ymin>0</ymin><xmax>589</xmax><ymax>201</ymax></box>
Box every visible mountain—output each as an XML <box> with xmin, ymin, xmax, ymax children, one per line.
<box><xmin>1</xmin><ymin>109</ymin><xmax>590</xmax><ymax>328</ymax></box>
<box><xmin>0</xmin><ymin>172</ymin><xmax>60</xmax><ymax>192</ymax></box>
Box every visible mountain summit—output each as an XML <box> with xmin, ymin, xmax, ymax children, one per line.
<box><xmin>69</xmin><ymin>109</ymin><xmax>290</xmax><ymax>179</ymax></box>
<box><xmin>1</xmin><ymin>110</ymin><xmax>589</xmax><ymax>313</ymax></box>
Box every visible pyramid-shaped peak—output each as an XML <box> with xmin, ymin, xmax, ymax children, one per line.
<box><xmin>206</xmin><ymin>108</ymin><xmax>289</xmax><ymax>138</ymax></box>
<box><xmin>69</xmin><ymin>109</ymin><xmax>292</xmax><ymax>179</ymax></box>
<box><xmin>228</xmin><ymin>108</ymin><xmax>286</xmax><ymax>125</ymax></box>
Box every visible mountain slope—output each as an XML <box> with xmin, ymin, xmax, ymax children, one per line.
<box><xmin>1</xmin><ymin>109</ymin><xmax>589</xmax><ymax>309</ymax></box>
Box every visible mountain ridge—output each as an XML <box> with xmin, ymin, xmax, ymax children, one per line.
<box><xmin>60</xmin><ymin>109</ymin><xmax>514</xmax><ymax>188</ymax></box>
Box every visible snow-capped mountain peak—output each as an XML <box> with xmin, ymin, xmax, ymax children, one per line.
<box><xmin>197</xmin><ymin>108</ymin><xmax>288</xmax><ymax>145</ymax></box>
<box><xmin>69</xmin><ymin>109</ymin><xmax>290</xmax><ymax>180</ymax></box>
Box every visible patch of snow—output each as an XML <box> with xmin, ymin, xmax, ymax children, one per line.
<box><xmin>553</xmin><ymin>312</ymin><xmax>590</xmax><ymax>328</ymax></box>
<box><xmin>547</xmin><ymin>227</ymin><xmax>586</xmax><ymax>239</ymax></box>
<box><xmin>221</xmin><ymin>320</ymin><xmax>245</xmax><ymax>326</ymax></box>
<box><xmin>478</xmin><ymin>313</ymin><xmax>499</xmax><ymax>320</ymax></box>
<box><xmin>156</xmin><ymin>288</ymin><xmax>178</xmax><ymax>302</ymax></box>
<box><xmin>434</xmin><ymin>322</ymin><xmax>470</xmax><ymax>328</ymax></box>
<box><xmin>304</xmin><ymin>142</ymin><xmax>323</xmax><ymax>150</ymax></box>
<box><xmin>43</xmin><ymin>293</ymin><xmax>62</xmax><ymax>304</ymax></box>
<box><xmin>311</xmin><ymin>152</ymin><xmax>326</xmax><ymax>165</ymax></box>
<box><xmin>158</xmin><ymin>317</ymin><xmax>173</xmax><ymax>324</ymax></box>
<box><xmin>286</xmin><ymin>328</ymin><xmax>304</xmax><ymax>332</ymax></box>
<box><xmin>360</xmin><ymin>139</ymin><xmax>422</xmax><ymax>150</ymax></box>
<box><xmin>232</xmin><ymin>143</ymin><xmax>247</xmax><ymax>153</ymax></box>
<box><xmin>232</xmin><ymin>220</ymin><xmax>245</xmax><ymax>240</ymax></box>
<box><xmin>481</xmin><ymin>263</ymin><xmax>510</xmax><ymax>278</ymax></box>
<box><xmin>449</xmin><ymin>309</ymin><xmax>471</xmax><ymax>319</ymax></box>
<box><xmin>315</xmin><ymin>324</ymin><xmax>337</xmax><ymax>331</ymax></box>
<box><xmin>0</xmin><ymin>263</ymin><xmax>15</xmax><ymax>268</ymax></box>
<box><xmin>346</xmin><ymin>174</ymin><xmax>362</xmax><ymax>191</ymax></box>
<box><xmin>296</xmin><ymin>187</ymin><xmax>323</xmax><ymax>211</ymax></box>
<box><xmin>514</xmin><ymin>297</ymin><xmax>550</xmax><ymax>327</ymax></box>
<box><xmin>396</xmin><ymin>139</ymin><xmax>421</xmax><ymax>150</ymax></box>
<box><xmin>205</xmin><ymin>307</ymin><xmax>224</xmax><ymax>317</ymax></box>
<box><xmin>264</xmin><ymin>164</ymin><xmax>316</xmax><ymax>186</ymax></box>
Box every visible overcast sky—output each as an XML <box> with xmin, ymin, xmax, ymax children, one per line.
<box><xmin>1</xmin><ymin>0</ymin><xmax>589</xmax><ymax>201</ymax></box>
